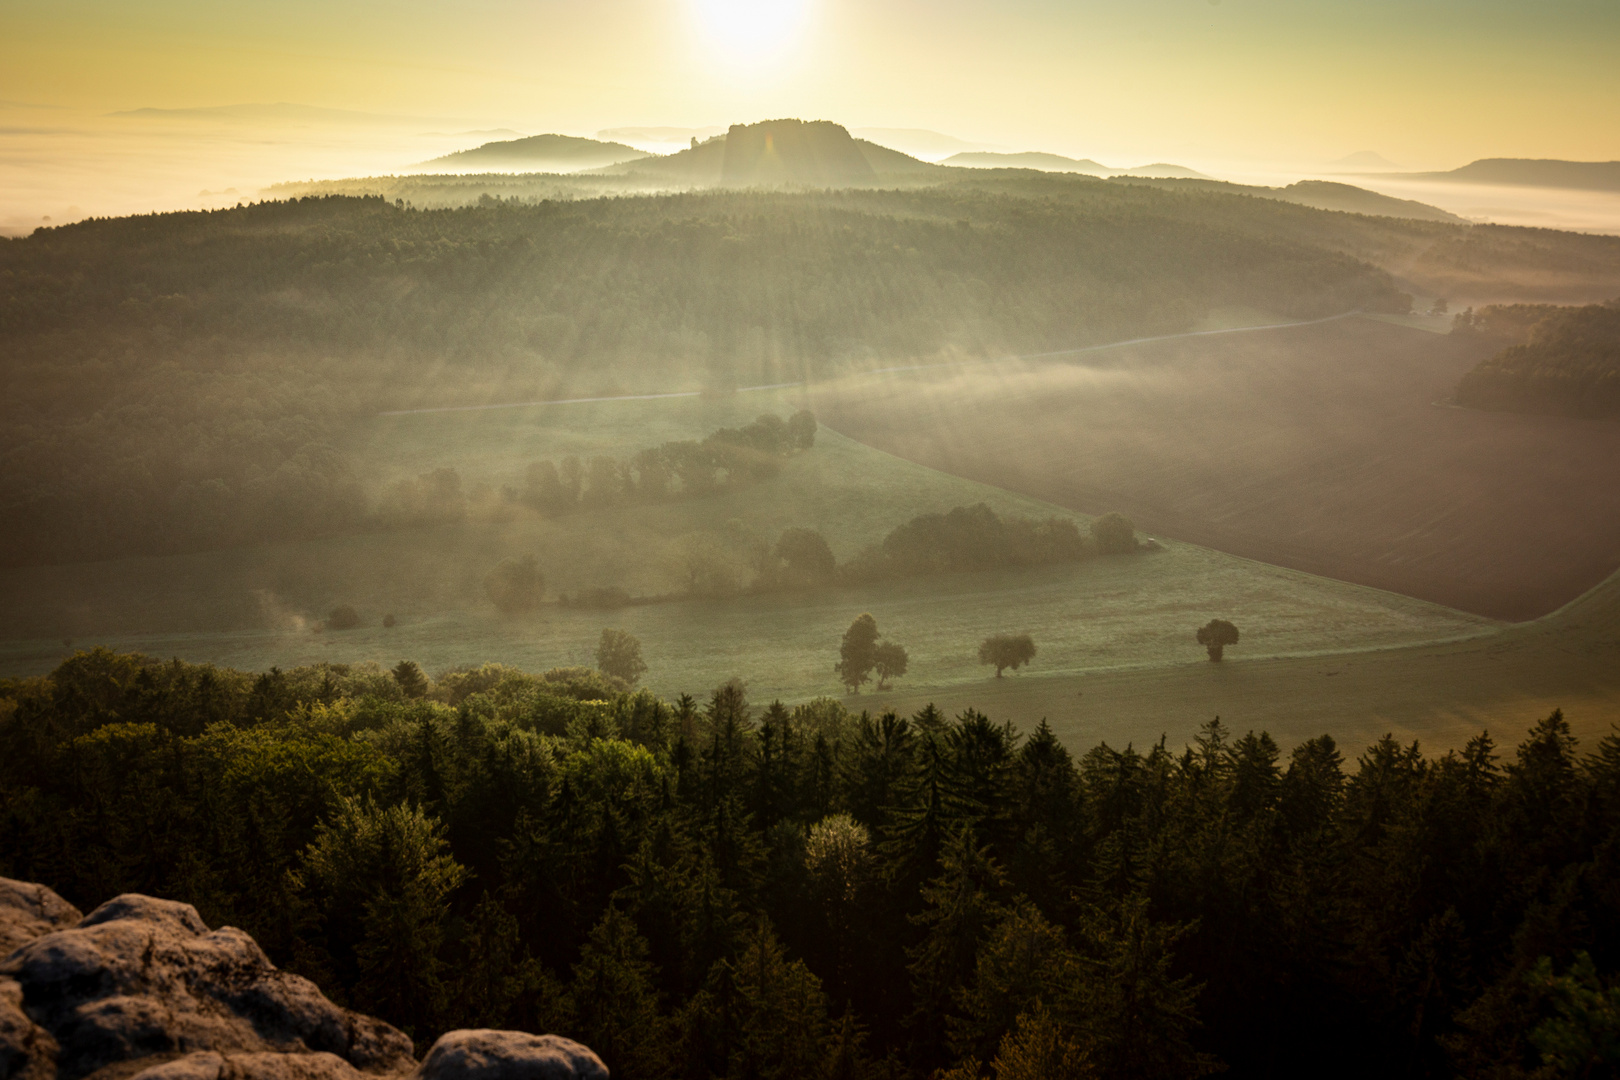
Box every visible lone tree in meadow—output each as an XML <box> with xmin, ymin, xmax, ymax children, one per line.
<box><xmin>595</xmin><ymin>628</ymin><xmax>648</xmax><ymax>686</ymax></box>
<box><xmin>1197</xmin><ymin>619</ymin><xmax>1241</xmax><ymax>661</ymax></box>
<box><xmin>484</xmin><ymin>555</ymin><xmax>545</xmax><ymax>614</ymax></box>
<box><xmin>836</xmin><ymin>614</ymin><xmax>881</xmax><ymax>693</ymax></box>
<box><xmin>979</xmin><ymin>633</ymin><xmax>1037</xmax><ymax>677</ymax></box>
<box><xmin>873</xmin><ymin>641</ymin><xmax>910</xmax><ymax>690</ymax></box>
<box><xmin>327</xmin><ymin>605</ymin><xmax>360</xmax><ymax>631</ymax></box>
<box><xmin>835</xmin><ymin>613</ymin><xmax>909</xmax><ymax>694</ymax></box>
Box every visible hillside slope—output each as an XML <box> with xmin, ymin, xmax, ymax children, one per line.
<box><xmin>420</xmin><ymin>133</ymin><xmax>649</xmax><ymax>172</ymax></box>
<box><xmin>1411</xmin><ymin>158</ymin><xmax>1620</xmax><ymax>192</ymax></box>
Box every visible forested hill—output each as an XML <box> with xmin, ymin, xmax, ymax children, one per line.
<box><xmin>1</xmin><ymin>185</ymin><xmax>1410</xmax><ymax>567</ymax></box>
<box><xmin>3</xmin><ymin>649</ymin><xmax>1618</xmax><ymax>1079</ymax></box>
<box><xmin>1456</xmin><ymin>301</ymin><xmax>1620</xmax><ymax>417</ymax></box>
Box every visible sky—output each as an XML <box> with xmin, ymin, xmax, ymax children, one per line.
<box><xmin>3</xmin><ymin>0</ymin><xmax>1619</xmax><ymax>230</ymax></box>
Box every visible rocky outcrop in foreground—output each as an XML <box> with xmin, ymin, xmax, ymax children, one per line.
<box><xmin>0</xmin><ymin>879</ymin><xmax>606</xmax><ymax>1080</ymax></box>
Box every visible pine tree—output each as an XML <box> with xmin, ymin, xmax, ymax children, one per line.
<box><xmin>906</xmin><ymin>826</ymin><xmax>1008</xmax><ymax>1067</ymax></box>
<box><xmin>569</xmin><ymin>905</ymin><xmax>667</xmax><ymax>1080</ymax></box>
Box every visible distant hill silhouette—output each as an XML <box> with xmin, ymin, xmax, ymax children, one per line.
<box><xmin>853</xmin><ymin>128</ymin><xmax>991</xmax><ymax>159</ymax></box>
<box><xmin>1331</xmin><ymin>151</ymin><xmax>1401</xmax><ymax>169</ymax></box>
<box><xmin>1409</xmin><ymin>158</ymin><xmax>1620</xmax><ymax>192</ymax></box>
<box><xmin>597</xmin><ymin>126</ymin><xmax>726</xmax><ymax>149</ymax></box>
<box><xmin>421</xmin><ymin>134</ymin><xmax>650</xmax><ymax>172</ymax></box>
<box><xmin>944</xmin><ymin>151</ymin><xmax>1109</xmax><ymax>174</ymax></box>
<box><xmin>943</xmin><ymin>151</ymin><xmax>1211</xmax><ymax>180</ymax></box>
<box><xmin>1114</xmin><ymin>163</ymin><xmax>1212</xmax><ymax>180</ymax></box>
<box><xmin>1109</xmin><ymin>176</ymin><xmax>1464</xmax><ymax>223</ymax></box>
<box><xmin>596</xmin><ymin>119</ymin><xmax>941</xmax><ymax>185</ymax></box>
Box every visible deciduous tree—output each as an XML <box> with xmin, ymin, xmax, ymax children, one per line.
<box><xmin>979</xmin><ymin>635</ymin><xmax>1037</xmax><ymax>678</ymax></box>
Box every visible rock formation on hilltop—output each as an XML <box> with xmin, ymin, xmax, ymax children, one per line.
<box><xmin>0</xmin><ymin>878</ymin><xmax>606</xmax><ymax>1080</ymax></box>
<box><xmin>718</xmin><ymin>120</ymin><xmax>876</xmax><ymax>186</ymax></box>
<box><xmin>592</xmin><ymin>118</ymin><xmax>938</xmax><ymax>185</ymax></box>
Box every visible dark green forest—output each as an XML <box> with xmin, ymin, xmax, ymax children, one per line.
<box><xmin>1456</xmin><ymin>301</ymin><xmax>1620</xmax><ymax>417</ymax></box>
<box><xmin>4</xmin><ymin>649</ymin><xmax>1619</xmax><ymax>1079</ymax></box>
<box><xmin>0</xmin><ymin>186</ymin><xmax>1412</xmax><ymax>568</ymax></box>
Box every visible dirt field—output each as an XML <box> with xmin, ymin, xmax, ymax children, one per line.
<box><xmin>810</xmin><ymin>317</ymin><xmax>1620</xmax><ymax>621</ymax></box>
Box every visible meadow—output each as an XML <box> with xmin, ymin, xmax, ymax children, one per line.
<box><xmin>0</xmin><ymin>388</ymin><xmax>1495</xmax><ymax>716</ymax></box>
<box><xmin>813</xmin><ymin>316</ymin><xmax>1620</xmax><ymax>620</ymax></box>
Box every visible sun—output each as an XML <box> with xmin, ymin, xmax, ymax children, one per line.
<box><xmin>690</xmin><ymin>0</ymin><xmax>810</xmax><ymax>59</ymax></box>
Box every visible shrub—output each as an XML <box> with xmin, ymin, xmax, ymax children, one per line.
<box><xmin>1091</xmin><ymin>512</ymin><xmax>1138</xmax><ymax>554</ymax></box>
<box><xmin>328</xmin><ymin>605</ymin><xmax>360</xmax><ymax>630</ymax></box>
<box><xmin>484</xmin><ymin>555</ymin><xmax>544</xmax><ymax>614</ymax></box>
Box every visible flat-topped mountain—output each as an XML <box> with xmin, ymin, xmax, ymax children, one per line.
<box><xmin>721</xmin><ymin>119</ymin><xmax>875</xmax><ymax>184</ymax></box>
<box><xmin>420</xmin><ymin>133</ymin><xmax>650</xmax><ymax>173</ymax></box>
<box><xmin>1406</xmin><ymin>158</ymin><xmax>1620</xmax><ymax>192</ymax></box>
<box><xmin>598</xmin><ymin>118</ymin><xmax>941</xmax><ymax>184</ymax></box>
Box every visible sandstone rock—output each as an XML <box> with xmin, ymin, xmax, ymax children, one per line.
<box><xmin>0</xmin><ymin>883</ymin><xmax>607</xmax><ymax>1080</ymax></box>
<box><xmin>1</xmin><ymin>892</ymin><xmax>414</xmax><ymax>1080</ymax></box>
<box><xmin>0</xmin><ymin>880</ymin><xmax>83</xmax><ymax>958</ymax></box>
<box><xmin>416</xmin><ymin>1032</ymin><xmax>607</xmax><ymax>1080</ymax></box>
<box><xmin>126</xmin><ymin>1050</ymin><xmax>368</xmax><ymax>1080</ymax></box>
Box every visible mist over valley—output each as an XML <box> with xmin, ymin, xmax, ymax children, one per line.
<box><xmin>5</xmin><ymin>4</ymin><xmax>1620</xmax><ymax>1078</ymax></box>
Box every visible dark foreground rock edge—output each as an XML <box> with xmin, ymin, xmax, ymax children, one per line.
<box><xmin>0</xmin><ymin>878</ymin><xmax>607</xmax><ymax>1080</ymax></box>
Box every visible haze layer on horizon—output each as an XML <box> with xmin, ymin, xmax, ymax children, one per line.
<box><xmin>3</xmin><ymin>0</ymin><xmax>1619</xmax><ymax>235</ymax></box>
<box><xmin>7</xmin><ymin>0</ymin><xmax>1619</xmax><ymax>165</ymax></box>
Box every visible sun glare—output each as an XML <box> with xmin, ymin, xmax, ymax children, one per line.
<box><xmin>691</xmin><ymin>0</ymin><xmax>809</xmax><ymax>60</ymax></box>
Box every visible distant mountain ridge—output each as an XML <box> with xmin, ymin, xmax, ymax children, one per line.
<box><xmin>852</xmin><ymin>128</ymin><xmax>995</xmax><ymax>159</ymax></box>
<box><xmin>111</xmin><ymin>102</ymin><xmax>464</xmax><ymax>127</ymax></box>
<box><xmin>941</xmin><ymin>151</ymin><xmax>1211</xmax><ymax>180</ymax></box>
<box><xmin>1404</xmin><ymin>158</ymin><xmax>1620</xmax><ymax>193</ymax></box>
<box><xmin>421</xmin><ymin>134</ymin><xmax>651</xmax><ymax>172</ymax></box>
<box><xmin>1331</xmin><ymin>151</ymin><xmax>1401</xmax><ymax>169</ymax></box>
<box><xmin>1108</xmin><ymin>176</ymin><xmax>1465</xmax><ymax>223</ymax></box>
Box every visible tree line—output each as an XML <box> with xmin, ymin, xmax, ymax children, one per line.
<box><xmin>1455</xmin><ymin>299</ymin><xmax>1620</xmax><ymax>418</ymax></box>
<box><xmin>511</xmin><ymin>411</ymin><xmax>818</xmax><ymax>517</ymax></box>
<box><xmin>374</xmin><ymin>411</ymin><xmax>817</xmax><ymax>530</ymax></box>
<box><xmin>459</xmin><ymin>505</ymin><xmax>1144</xmax><ymax>613</ymax></box>
<box><xmin>3</xmin><ymin>648</ymin><xmax>1618</xmax><ymax>1078</ymax></box>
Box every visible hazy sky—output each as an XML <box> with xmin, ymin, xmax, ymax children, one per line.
<box><xmin>6</xmin><ymin>0</ymin><xmax>1619</xmax><ymax>167</ymax></box>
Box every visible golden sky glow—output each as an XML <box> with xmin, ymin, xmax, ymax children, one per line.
<box><xmin>4</xmin><ymin>0</ymin><xmax>1617</xmax><ymax>163</ymax></box>
<box><xmin>2</xmin><ymin>0</ymin><xmax>1619</xmax><ymax>231</ymax></box>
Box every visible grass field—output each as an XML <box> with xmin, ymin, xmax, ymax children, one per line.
<box><xmin>876</xmin><ymin>564</ymin><xmax>1620</xmax><ymax>761</ymax></box>
<box><xmin>0</xmin><ymin>387</ymin><xmax>1496</xmax><ymax>716</ymax></box>
<box><xmin>8</xmin><ymin>319</ymin><xmax>1615</xmax><ymax>762</ymax></box>
<box><xmin>811</xmin><ymin>316</ymin><xmax>1620</xmax><ymax>621</ymax></box>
